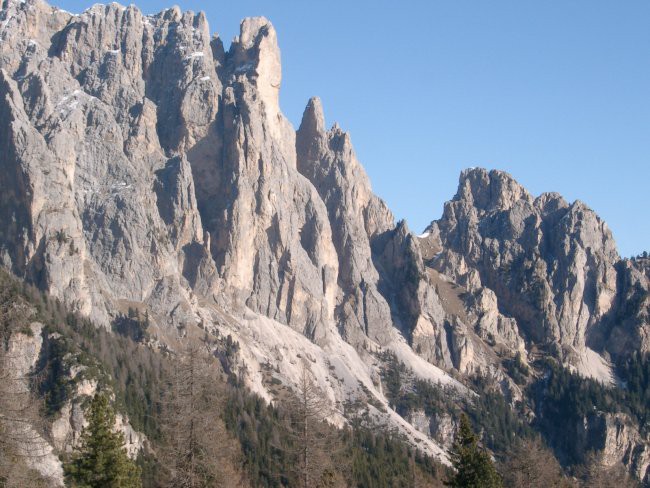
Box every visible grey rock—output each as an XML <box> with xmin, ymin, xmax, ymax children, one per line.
<box><xmin>296</xmin><ymin>97</ymin><xmax>394</xmax><ymax>345</ymax></box>
<box><xmin>577</xmin><ymin>411</ymin><xmax>650</xmax><ymax>483</ymax></box>
<box><xmin>606</xmin><ymin>257</ymin><xmax>650</xmax><ymax>358</ymax></box>
<box><xmin>427</xmin><ymin>168</ymin><xmax>619</xmax><ymax>361</ymax></box>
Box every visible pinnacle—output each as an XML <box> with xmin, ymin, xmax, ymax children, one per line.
<box><xmin>299</xmin><ymin>97</ymin><xmax>326</xmax><ymax>136</ymax></box>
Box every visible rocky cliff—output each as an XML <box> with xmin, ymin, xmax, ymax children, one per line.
<box><xmin>422</xmin><ymin>168</ymin><xmax>648</xmax><ymax>375</ymax></box>
<box><xmin>0</xmin><ymin>0</ymin><xmax>457</xmax><ymax>463</ymax></box>
<box><xmin>1</xmin><ymin>0</ymin><xmax>649</xmax><ymax>483</ymax></box>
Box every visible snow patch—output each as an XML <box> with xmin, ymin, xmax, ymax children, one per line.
<box><xmin>184</xmin><ymin>51</ymin><xmax>204</xmax><ymax>60</ymax></box>
<box><xmin>199</xmin><ymin>76</ymin><xmax>210</xmax><ymax>81</ymax></box>
<box><xmin>55</xmin><ymin>7</ymin><xmax>76</xmax><ymax>15</ymax></box>
<box><xmin>418</xmin><ymin>231</ymin><xmax>430</xmax><ymax>239</ymax></box>
<box><xmin>234</xmin><ymin>62</ymin><xmax>254</xmax><ymax>74</ymax></box>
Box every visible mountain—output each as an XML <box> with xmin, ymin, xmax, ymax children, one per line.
<box><xmin>0</xmin><ymin>0</ymin><xmax>648</xmax><ymax>485</ymax></box>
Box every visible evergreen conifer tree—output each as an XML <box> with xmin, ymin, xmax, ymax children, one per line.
<box><xmin>64</xmin><ymin>392</ymin><xmax>141</xmax><ymax>488</ymax></box>
<box><xmin>445</xmin><ymin>414</ymin><xmax>502</xmax><ymax>488</ymax></box>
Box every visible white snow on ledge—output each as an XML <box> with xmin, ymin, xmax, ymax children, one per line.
<box><xmin>234</xmin><ymin>62</ymin><xmax>254</xmax><ymax>74</ymax></box>
<box><xmin>185</xmin><ymin>51</ymin><xmax>204</xmax><ymax>60</ymax></box>
<box><xmin>418</xmin><ymin>231</ymin><xmax>430</xmax><ymax>239</ymax></box>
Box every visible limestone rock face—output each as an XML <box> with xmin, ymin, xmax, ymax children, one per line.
<box><xmin>577</xmin><ymin>412</ymin><xmax>650</xmax><ymax>483</ymax></box>
<box><xmin>465</xmin><ymin>287</ymin><xmax>525</xmax><ymax>354</ymax></box>
<box><xmin>296</xmin><ymin>98</ymin><xmax>395</xmax><ymax>345</ymax></box>
<box><xmin>3</xmin><ymin>1</ymin><xmax>650</xmax><ymax>482</ymax></box>
<box><xmin>373</xmin><ymin>221</ymin><xmax>450</xmax><ymax>365</ymax></box>
<box><xmin>427</xmin><ymin>168</ymin><xmax>619</xmax><ymax>361</ymax></box>
<box><xmin>0</xmin><ymin>0</ymin><xmax>448</xmax><ymax>363</ymax></box>
<box><xmin>297</xmin><ymin>101</ymin><xmax>452</xmax><ymax>354</ymax></box>
<box><xmin>606</xmin><ymin>257</ymin><xmax>650</xmax><ymax>358</ymax></box>
<box><xmin>4</xmin><ymin>322</ymin><xmax>146</xmax><ymax>485</ymax></box>
<box><xmin>206</xmin><ymin>24</ymin><xmax>340</xmax><ymax>341</ymax></box>
<box><xmin>0</xmin><ymin>0</ymin><xmax>212</xmax><ymax>328</ymax></box>
<box><xmin>4</xmin><ymin>323</ymin><xmax>64</xmax><ymax>485</ymax></box>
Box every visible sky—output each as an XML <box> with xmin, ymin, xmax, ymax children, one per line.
<box><xmin>55</xmin><ymin>0</ymin><xmax>650</xmax><ymax>257</ymax></box>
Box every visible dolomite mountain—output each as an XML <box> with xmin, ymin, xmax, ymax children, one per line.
<box><xmin>0</xmin><ymin>0</ymin><xmax>648</xmax><ymax>484</ymax></box>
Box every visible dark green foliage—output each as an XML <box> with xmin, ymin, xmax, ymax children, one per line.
<box><xmin>41</xmin><ymin>312</ymin><xmax>167</xmax><ymax>440</ymax></box>
<box><xmin>379</xmin><ymin>351</ymin><xmax>451</xmax><ymax>417</ymax></box>
<box><xmin>445</xmin><ymin>414</ymin><xmax>502</xmax><ymax>488</ymax></box>
<box><xmin>344</xmin><ymin>426</ymin><xmax>447</xmax><ymax>488</ymax></box>
<box><xmin>64</xmin><ymin>392</ymin><xmax>142</xmax><ymax>488</ymax></box>
<box><xmin>617</xmin><ymin>352</ymin><xmax>650</xmax><ymax>427</ymax></box>
<box><xmin>54</xmin><ymin>229</ymin><xmax>69</xmax><ymax>245</ymax></box>
<box><xmin>529</xmin><ymin>359</ymin><xmax>640</xmax><ymax>465</ymax></box>
<box><xmin>0</xmin><ymin>269</ymin><xmax>167</xmax><ymax>441</ymax></box>
<box><xmin>0</xmin><ymin>268</ymin><xmax>465</xmax><ymax>488</ymax></box>
<box><xmin>221</xmin><ymin>376</ymin><xmax>449</xmax><ymax>488</ymax></box>
<box><xmin>380</xmin><ymin>351</ymin><xmax>532</xmax><ymax>456</ymax></box>
<box><xmin>222</xmin><ymin>385</ymin><xmax>295</xmax><ymax>487</ymax></box>
<box><xmin>467</xmin><ymin>376</ymin><xmax>534</xmax><ymax>454</ymax></box>
<box><xmin>503</xmin><ymin>351</ymin><xmax>529</xmax><ymax>386</ymax></box>
<box><xmin>112</xmin><ymin>308</ymin><xmax>150</xmax><ymax>342</ymax></box>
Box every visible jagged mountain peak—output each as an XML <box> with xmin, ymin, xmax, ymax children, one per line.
<box><xmin>454</xmin><ymin>167</ymin><xmax>533</xmax><ymax>212</ymax></box>
<box><xmin>299</xmin><ymin>96</ymin><xmax>326</xmax><ymax>136</ymax></box>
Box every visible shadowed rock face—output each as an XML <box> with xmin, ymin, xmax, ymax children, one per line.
<box><xmin>607</xmin><ymin>258</ymin><xmax>650</xmax><ymax>357</ymax></box>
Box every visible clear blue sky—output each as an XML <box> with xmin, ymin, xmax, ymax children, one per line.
<box><xmin>56</xmin><ymin>0</ymin><xmax>650</xmax><ymax>257</ymax></box>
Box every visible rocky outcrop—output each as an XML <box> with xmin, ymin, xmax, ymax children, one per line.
<box><xmin>425</xmin><ymin>168</ymin><xmax>619</xmax><ymax>368</ymax></box>
<box><xmin>0</xmin><ymin>0</ymin><xmax>437</xmax><ymax>348</ymax></box>
<box><xmin>577</xmin><ymin>412</ymin><xmax>650</xmax><ymax>483</ymax></box>
<box><xmin>3</xmin><ymin>322</ymin><xmax>146</xmax><ymax>485</ymax></box>
<box><xmin>208</xmin><ymin>23</ymin><xmax>340</xmax><ymax>342</ymax></box>
<box><xmin>0</xmin><ymin>0</ymin><xmax>212</xmax><ymax>329</ymax></box>
<box><xmin>4</xmin><ymin>323</ymin><xmax>64</xmax><ymax>485</ymax></box>
<box><xmin>296</xmin><ymin>97</ymin><xmax>393</xmax><ymax>346</ymax></box>
<box><xmin>0</xmin><ymin>1</ymin><xmax>462</xmax><ymax>464</ymax></box>
<box><xmin>606</xmin><ymin>257</ymin><xmax>650</xmax><ymax>358</ymax></box>
<box><xmin>48</xmin><ymin>358</ymin><xmax>147</xmax><ymax>459</ymax></box>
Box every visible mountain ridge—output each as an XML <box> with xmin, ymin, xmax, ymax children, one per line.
<box><xmin>0</xmin><ymin>0</ymin><xmax>649</xmax><ymax>484</ymax></box>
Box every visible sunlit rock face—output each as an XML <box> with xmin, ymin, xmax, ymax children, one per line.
<box><xmin>0</xmin><ymin>0</ymin><xmax>448</xmax><ymax>351</ymax></box>
<box><xmin>1</xmin><ymin>0</ymin><xmax>650</xmax><ymax>481</ymax></box>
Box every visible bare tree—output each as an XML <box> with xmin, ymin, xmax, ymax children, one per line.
<box><xmin>500</xmin><ymin>437</ymin><xmax>566</xmax><ymax>487</ymax></box>
<box><xmin>575</xmin><ymin>452</ymin><xmax>639</xmax><ymax>488</ymax></box>
<box><xmin>286</xmin><ymin>362</ymin><xmax>343</xmax><ymax>488</ymax></box>
<box><xmin>159</xmin><ymin>341</ymin><xmax>244</xmax><ymax>488</ymax></box>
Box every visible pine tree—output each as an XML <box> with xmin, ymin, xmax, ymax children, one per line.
<box><xmin>445</xmin><ymin>414</ymin><xmax>502</xmax><ymax>488</ymax></box>
<box><xmin>64</xmin><ymin>392</ymin><xmax>142</xmax><ymax>488</ymax></box>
